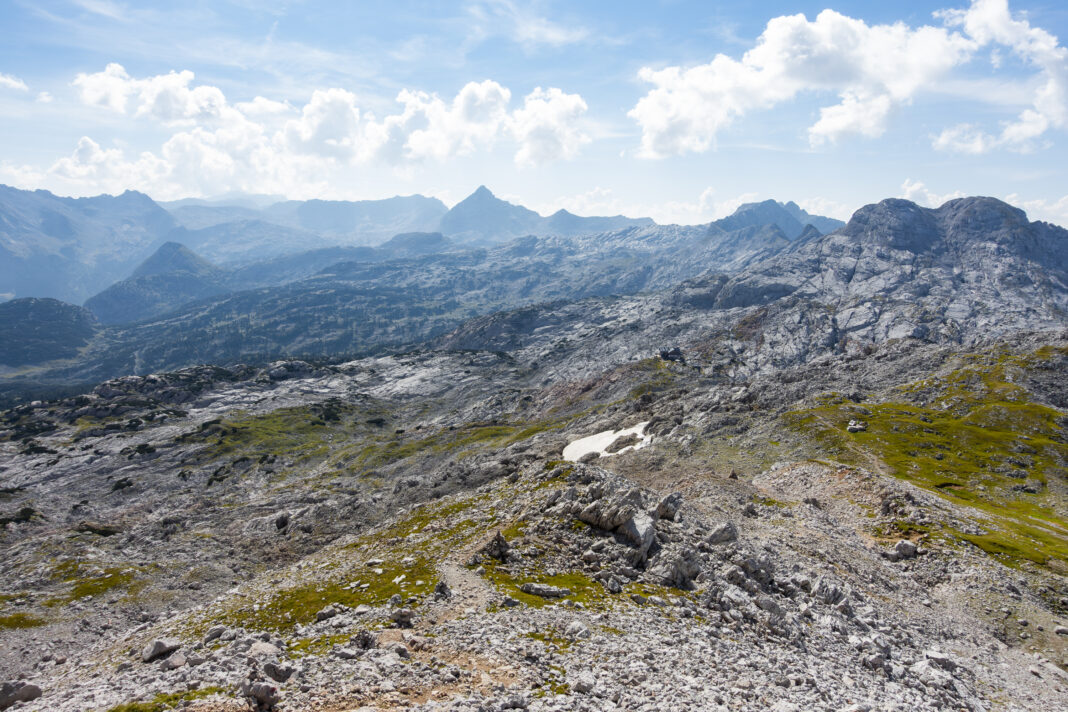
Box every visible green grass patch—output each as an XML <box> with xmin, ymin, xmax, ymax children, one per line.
<box><xmin>219</xmin><ymin>556</ymin><xmax>436</xmax><ymax>632</ymax></box>
<box><xmin>525</xmin><ymin>629</ymin><xmax>572</xmax><ymax>651</ymax></box>
<box><xmin>182</xmin><ymin>405</ymin><xmax>344</xmax><ymax>461</ymax></box>
<box><xmin>784</xmin><ymin>346</ymin><xmax>1068</xmax><ymax>572</ymax></box>
<box><xmin>105</xmin><ymin>686</ymin><xmax>227</xmax><ymax>712</ymax></box>
<box><xmin>287</xmin><ymin>632</ymin><xmax>356</xmax><ymax>658</ymax></box>
<box><xmin>45</xmin><ymin>561</ymin><xmax>142</xmax><ymax>605</ymax></box>
<box><xmin>0</xmin><ymin>612</ymin><xmax>47</xmax><ymax>629</ymax></box>
<box><xmin>477</xmin><ymin>561</ymin><xmax>608</xmax><ymax>609</ymax></box>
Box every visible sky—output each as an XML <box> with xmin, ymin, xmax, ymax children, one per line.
<box><xmin>1</xmin><ymin>0</ymin><xmax>1067</xmax><ymax>226</ymax></box>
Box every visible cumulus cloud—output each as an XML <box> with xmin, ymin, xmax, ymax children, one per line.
<box><xmin>629</xmin><ymin>9</ymin><xmax>974</xmax><ymax>156</ymax></box>
<box><xmin>935</xmin><ymin>0</ymin><xmax>1068</xmax><ymax>153</ymax></box>
<box><xmin>73</xmin><ymin>63</ymin><xmax>226</xmax><ymax>122</ymax></box>
<box><xmin>510</xmin><ymin>87</ymin><xmax>589</xmax><ymax>166</ymax></box>
<box><xmin>630</xmin><ymin>1</ymin><xmax>1068</xmax><ymax>156</ymax></box>
<box><xmin>0</xmin><ymin>73</ymin><xmax>29</xmax><ymax>91</ymax></box>
<box><xmin>282</xmin><ymin>88</ymin><xmax>365</xmax><ymax>160</ymax></box>
<box><xmin>42</xmin><ymin>64</ymin><xmax>588</xmax><ymax>198</ymax></box>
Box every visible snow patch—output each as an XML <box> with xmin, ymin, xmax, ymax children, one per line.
<box><xmin>562</xmin><ymin>421</ymin><xmax>651</xmax><ymax>461</ymax></box>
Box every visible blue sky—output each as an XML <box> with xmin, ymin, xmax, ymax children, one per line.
<box><xmin>1</xmin><ymin>0</ymin><xmax>1067</xmax><ymax>225</ymax></box>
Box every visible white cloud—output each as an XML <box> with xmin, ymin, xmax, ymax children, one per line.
<box><xmin>282</xmin><ymin>88</ymin><xmax>365</xmax><ymax>160</ymax></box>
<box><xmin>31</xmin><ymin>64</ymin><xmax>589</xmax><ymax>199</ymax></box>
<box><xmin>935</xmin><ymin>0</ymin><xmax>1068</xmax><ymax>152</ymax></box>
<box><xmin>49</xmin><ymin>136</ymin><xmax>167</xmax><ymax>193</ymax></box>
<box><xmin>0</xmin><ymin>73</ymin><xmax>29</xmax><ymax>91</ymax></box>
<box><xmin>72</xmin><ymin>63</ymin><xmax>135</xmax><ymax>113</ymax></box>
<box><xmin>510</xmin><ymin>87</ymin><xmax>589</xmax><ymax>166</ymax></box>
<box><xmin>900</xmin><ymin>178</ymin><xmax>966</xmax><ymax>207</ymax></box>
<box><xmin>36</xmin><ymin>91</ymin><xmax>53</xmax><ymax>103</ymax></box>
<box><xmin>629</xmin><ymin>9</ymin><xmax>975</xmax><ymax>156</ymax></box>
<box><xmin>235</xmin><ymin>96</ymin><xmax>292</xmax><ymax>116</ymax></box>
<box><xmin>630</xmin><ymin>1</ymin><xmax>1068</xmax><ymax>156</ymax></box>
<box><xmin>391</xmin><ymin>80</ymin><xmax>513</xmax><ymax>162</ymax></box>
<box><xmin>931</xmin><ymin>123</ymin><xmax>999</xmax><ymax>153</ymax></box>
<box><xmin>809</xmin><ymin>93</ymin><xmax>893</xmax><ymax>145</ymax></box>
<box><xmin>73</xmin><ymin>63</ymin><xmax>226</xmax><ymax>122</ymax></box>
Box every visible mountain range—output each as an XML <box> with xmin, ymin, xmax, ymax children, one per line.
<box><xmin>0</xmin><ymin>183</ymin><xmax>841</xmax><ymax>307</ymax></box>
<box><xmin>0</xmin><ymin>192</ymin><xmax>1061</xmax><ymax>405</ymax></box>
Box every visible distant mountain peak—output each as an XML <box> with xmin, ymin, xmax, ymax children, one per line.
<box><xmin>131</xmin><ymin>242</ymin><xmax>218</xmax><ymax>280</ymax></box>
<box><xmin>718</xmin><ymin>198</ymin><xmax>845</xmax><ymax>239</ymax></box>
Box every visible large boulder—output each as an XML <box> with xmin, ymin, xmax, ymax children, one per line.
<box><xmin>0</xmin><ymin>681</ymin><xmax>42</xmax><ymax>710</ymax></box>
<box><xmin>141</xmin><ymin>638</ymin><xmax>180</xmax><ymax>663</ymax></box>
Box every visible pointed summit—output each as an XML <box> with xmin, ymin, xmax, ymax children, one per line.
<box><xmin>438</xmin><ymin>186</ymin><xmax>542</xmax><ymax>243</ymax></box>
<box><xmin>131</xmin><ymin>242</ymin><xmax>219</xmax><ymax>280</ymax></box>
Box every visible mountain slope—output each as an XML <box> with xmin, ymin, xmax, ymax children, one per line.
<box><xmin>84</xmin><ymin>243</ymin><xmax>227</xmax><ymax>325</ymax></box>
<box><xmin>0</xmin><ymin>186</ymin><xmax>177</xmax><ymax>303</ymax></box>
<box><xmin>436</xmin><ymin>197</ymin><xmax>1068</xmax><ymax>382</ymax></box>
<box><xmin>0</xmin><ymin>298</ymin><xmax>98</xmax><ymax>367</ymax></box>
<box><xmin>131</xmin><ymin>241</ymin><xmax>219</xmax><ymax>279</ymax></box>
<box><xmin>710</xmin><ymin>197</ymin><xmax>1068</xmax><ymax>340</ymax></box>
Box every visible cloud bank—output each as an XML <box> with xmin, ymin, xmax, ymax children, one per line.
<box><xmin>26</xmin><ymin>64</ymin><xmax>590</xmax><ymax>198</ymax></box>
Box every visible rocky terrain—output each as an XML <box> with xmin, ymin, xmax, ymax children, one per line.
<box><xmin>0</xmin><ymin>194</ymin><xmax>1066</xmax><ymax>711</ymax></box>
<box><xmin>0</xmin><ymin>328</ymin><xmax>1066</xmax><ymax>711</ymax></box>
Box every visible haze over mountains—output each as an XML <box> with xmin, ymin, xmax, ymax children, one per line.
<box><xmin>1</xmin><ymin>185</ymin><xmax>1065</xmax><ymax>415</ymax></box>
<box><xmin>0</xmin><ymin>183</ymin><xmax>840</xmax><ymax>307</ymax></box>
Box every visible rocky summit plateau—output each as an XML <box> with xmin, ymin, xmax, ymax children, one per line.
<box><xmin>0</xmin><ymin>190</ymin><xmax>1067</xmax><ymax>712</ymax></box>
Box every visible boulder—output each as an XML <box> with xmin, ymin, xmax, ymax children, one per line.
<box><xmin>159</xmin><ymin>651</ymin><xmax>186</xmax><ymax>671</ymax></box>
<box><xmin>617</xmin><ymin>511</ymin><xmax>656</xmax><ymax>564</ymax></box>
<box><xmin>141</xmin><ymin>638</ymin><xmax>180</xmax><ymax>663</ymax></box>
<box><xmin>264</xmin><ymin>661</ymin><xmax>296</xmax><ymax>683</ymax></box>
<box><xmin>391</xmin><ymin>608</ymin><xmax>415</xmax><ymax>628</ymax></box>
<box><xmin>483</xmin><ymin>531</ymin><xmax>511</xmax><ymax>561</ymax></box>
<box><xmin>894</xmin><ymin>540</ymin><xmax>918</xmax><ymax>559</ymax></box>
<box><xmin>655</xmin><ymin>492</ymin><xmax>684</xmax><ymax>521</ymax></box>
<box><xmin>519</xmin><ymin>582</ymin><xmax>572</xmax><ymax>598</ymax></box>
<box><xmin>605</xmin><ymin>432</ymin><xmax>640</xmax><ymax>453</ymax></box>
<box><xmin>0</xmin><ymin>681</ymin><xmax>42</xmax><ymax>710</ymax></box>
<box><xmin>708</xmin><ymin>521</ymin><xmax>738</xmax><ymax>544</ymax></box>
<box><xmin>243</xmin><ymin>680</ymin><xmax>281</xmax><ymax>711</ymax></box>
<box><xmin>648</xmin><ymin>546</ymin><xmax>703</xmax><ymax>588</ymax></box>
